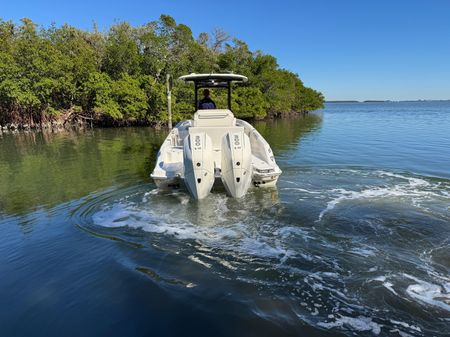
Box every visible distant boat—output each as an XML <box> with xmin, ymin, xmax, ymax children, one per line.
<box><xmin>151</xmin><ymin>73</ymin><xmax>282</xmax><ymax>199</ymax></box>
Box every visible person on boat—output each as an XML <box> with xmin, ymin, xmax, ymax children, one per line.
<box><xmin>198</xmin><ymin>89</ymin><xmax>216</xmax><ymax>109</ymax></box>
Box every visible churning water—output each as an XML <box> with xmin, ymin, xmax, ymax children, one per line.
<box><xmin>1</xmin><ymin>102</ymin><xmax>449</xmax><ymax>336</ymax></box>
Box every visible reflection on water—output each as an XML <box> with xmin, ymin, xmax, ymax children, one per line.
<box><xmin>0</xmin><ymin>114</ymin><xmax>322</xmax><ymax>215</ymax></box>
<box><xmin>254</xmin><ymin>113</ymin><xmax>323</xmax><ymax>153</ymax></box>
<box><xmin>0</xmin><ymin>128</ymin><xmax>166</xmax><ymax>214</ymax></box>
<box><xmin>1</xmin><ymin>104</ymin><xmax>450</xmax><ymax>337</ymax></box>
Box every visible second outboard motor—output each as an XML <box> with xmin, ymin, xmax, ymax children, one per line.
<box><xmin>221</xmin><ymin>130</ymin><xmax>252</xmax><ymax>198</ymax></box>
<box><xmin>183</xmin><ymin>132</ymin><xmax>215</xmax><ymax>199</ymax></box>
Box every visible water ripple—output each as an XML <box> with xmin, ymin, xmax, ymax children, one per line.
<box><xmin>71</xmin><ymin>167</ymin><xmax>450</xmax><ymax>336</ymax></box>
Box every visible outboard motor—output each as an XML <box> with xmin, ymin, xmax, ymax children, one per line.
<box><xmin>221</xmin><ymin>130</ymin><xmax>252</xmax><ymax>198</ymax></box>
<box><xmin>183</xmin><ymin>132</ymin><xmax>215</xmax><ymax>199</ymax></box>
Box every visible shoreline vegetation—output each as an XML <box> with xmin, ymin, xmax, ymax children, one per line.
<box><xmin>0</xmin><ymin>15</ymin><xmax>324</xmax><ymax>131</ymax></box>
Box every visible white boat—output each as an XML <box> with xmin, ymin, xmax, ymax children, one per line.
<box><xmin>151</xmin><ymin>73</ymin><xmax>281</xmax><ymax>199</ymax></box>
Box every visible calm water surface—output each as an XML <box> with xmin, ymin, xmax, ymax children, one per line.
<box><xmin>1</xmin><ymin>102</ymin><xmax>449</xmax><ymax>336</ymax></box>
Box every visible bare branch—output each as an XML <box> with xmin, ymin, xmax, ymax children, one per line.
<box><xmin>211</xmin><ymin>27</ymin><xmax>230</xmax><ymax>52</ymax></box>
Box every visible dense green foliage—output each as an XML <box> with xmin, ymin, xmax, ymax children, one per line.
<box><xmin>0</xmin><ymin>16</ymin><xmax>324</xmax><ymax>126</ymax></box>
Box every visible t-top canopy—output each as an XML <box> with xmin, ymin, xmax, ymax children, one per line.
<box><xmin>179</xmin><ymin>73</ymin><xmax>248</xmax><ymax>87</ymax></box>
<box><xmin>179</xmin><ymin>73</ymin><xmax>248</xmax><ymax>111</ymax></box>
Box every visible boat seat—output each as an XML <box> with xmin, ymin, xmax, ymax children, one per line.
<box><xmin>193</xmin><ymin>109</ymin><xmax>235</xmax><ymax>127</ymax></box>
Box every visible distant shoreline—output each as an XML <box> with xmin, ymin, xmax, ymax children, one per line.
<box><xmin>326</xmin><ymin>99</ymin><xmax>450</xmax><ymax>103</ymax></box>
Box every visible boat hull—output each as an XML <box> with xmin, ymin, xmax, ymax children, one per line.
<box><xmin>151</xmin><ymin>112</ymin><xmax>281</xmax><ymax>199</ymax></box>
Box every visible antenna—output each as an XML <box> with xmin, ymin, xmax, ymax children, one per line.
<box><xmin>166</xmin><ymin>74</ymin><xmax>173</xmax><ymax>129</ymax></box>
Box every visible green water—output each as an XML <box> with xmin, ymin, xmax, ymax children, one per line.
<box><xmin>0</xmin><ymin>128</ymin><xmax>164</xmax><ymax>214</ymax></box>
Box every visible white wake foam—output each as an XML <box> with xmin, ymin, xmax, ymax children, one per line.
<box><xmin>92</xmin><ymin>197</ymin><xmax>301</xmax><ymax>263</ymax></box>
<box><xmin>318</xmin><ymin>315</ymin><xmax>382</xmax><ymax>335</ymax></box>
<box><xmin>403</xmin><ymin>274</ymin><xmax>450</xmax><ymax>312</ymax></box>
<box><xmin>318</xmin><ymin>171</ymin><xmax>448</xmax><ymax>220</ymax></box>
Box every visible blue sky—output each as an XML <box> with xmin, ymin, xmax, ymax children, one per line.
<box><xmin>2</xmin><ymin>0</ymin><xmax>450</xmax><ymax>100</ymax></box>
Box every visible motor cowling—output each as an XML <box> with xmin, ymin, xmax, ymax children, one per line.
<box><xmin>183</xmin><ymin>132</ymin><xmax>215</xmax><ymax>199</ymax></box>
<box><xmin>221</xmin><ymin>130</ymin><xmax>252</xmax><ymax>198</ymax></box>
